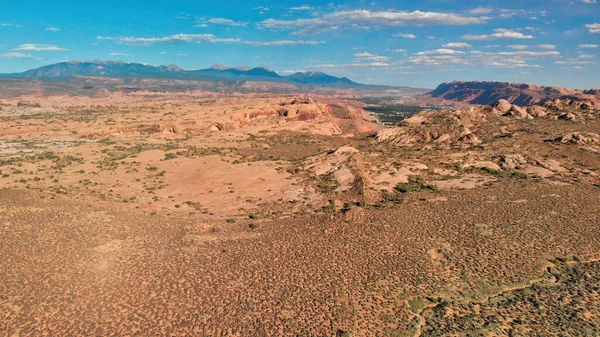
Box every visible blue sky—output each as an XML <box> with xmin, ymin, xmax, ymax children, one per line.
<box><xmin>0</xmin><ymin>0</ymin><xmax>598</xmax><ymax>89</ymax></box>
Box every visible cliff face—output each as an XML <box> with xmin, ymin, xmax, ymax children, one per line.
<box><xmin>426</xmin><ymin>81</ymin><xmax>599</xmax><ymax>106</ymax></box>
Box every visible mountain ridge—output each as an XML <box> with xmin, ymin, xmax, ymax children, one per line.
<box><xmin>0</xmin><ymin>60</ymin><xmax>362</xmax><ymax>88</ymax></box>
<box><xmin>424</xmin><ymin>80</ymin><xmax>600</xmax><ymax>106</ymax></box>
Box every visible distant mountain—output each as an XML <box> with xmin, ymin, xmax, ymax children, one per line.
<box><xmin>283</xmin><ymin>71</ymin><xmax>358</xmax><ymax>88</ymax></box>
<box><xmin>1</xmin><ymin>61</ymin><xmax>363</xmax><ymax>88</ymax></box>
<box><xmin>13</xmin><ymin>60</ymin><xmax>183</xmax><ymax>79</ymax></box>
<box><xmin>425</xmin><ymin>81</ymin><xmax>600</xmax><ymax>106</ymax></box>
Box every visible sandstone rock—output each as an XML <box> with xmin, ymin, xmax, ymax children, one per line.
<box><xmin>558</xmin><ymin>112</ymin><xmax>577</xmax><ymax>121</ymax></box>
<box><xmin>458</xmin><ymin>129</ymin><xmax>479</xmax><ymax>143</ymax></box>
<box><xmin>334</xmin><ymin>146</ymin><xmax>360</xmax><ymax>155</ymax></box>
<box><xmin>554</xmin><ymin>132</ymin><xmax>600</xmax><ymax>144</ymax></box>
<box><xmin>209</xmin><ymin>123</ymin><xmax>224</xmax><ymax>131</ymax></box>
<box><xmin>527</xmin><ymin>105</ymin><xmax>548</xmax><ymax>118</ymax></box>
<box><xmin>462</xmin><ymin>161</ymin><xmax>502</xmax><ymax>172</ymax></box>
<box><xmin>434</xmin><ymin>134</ymin><xmax>452</xmax><ymax>143</ymax></box>
<box><xmin>499</xmin><ymin>154</ymin><xmax>527</xmax><ymax>170</ymax></box>
<box><xmin>493</xmin><ymin>99</ymin><xmax>512</xmax><ymax>113</ymax></box>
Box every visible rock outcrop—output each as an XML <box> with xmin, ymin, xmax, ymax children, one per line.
<box><xmin>424</xmin><ymin>81</ymin><xmax>600</xmax><ymax>106</ymax></box>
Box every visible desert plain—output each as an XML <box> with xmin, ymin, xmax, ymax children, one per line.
<box><xmin>1</xmin><ymin>88</ymin><xmax>599</xmax><ymax>336</ymax></box>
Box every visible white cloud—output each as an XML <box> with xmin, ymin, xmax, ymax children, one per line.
<box><xmin>487</xmin><ymin>60</ymin><xmax>541</xmax><ymax>68</ymax></box>
<box><xmin>586</xmin><ymin>23</ymin><xmax>600</xmax><ymax>33</ymax></box>
<box><xmin>313</xmin><ymin>62</ymin><xmax>390</xmax><ymax>68</ymax></box>
<box><xmin>354</xmin><ymin>51</ymin><xmax>390</xmax><ymax>62</ymax></box>
<box><xmin>397</xmin><ymin>47</ymin><xmax>558</xmax><ymax>69</ymax></box>
<box><xmin>498</xmin><ymin>51</ymin><xmax>560</xmax><ymax>57</ymax></box>
<box><xmin>417</xmin><ymin>49</ymin><xmax>465</xmax><ymax>55</ymax></box>
<box><xmin>405</xmin><ymin>54</ymin><xmax>470</xmax><ymax>66</ymax></box>
<box><xmin>507</xmin><ymin>44</ymin><xmax>555</xmax><ymax>50</ymax></box>
<box><xmin>555</xmin><ymin>60</ymin><xmax>596</xmax><ymax>65</ymax></box>
<box><xmin>394</xmin><ymin>33</ymin><xmax>416</xmax><ymax>39</ymax></box>
<box><xmin>98</xmin><ymin>34</ymin><xmax>240</xmax><ymax>46</ymax></box>
<box><xmin>108</xmin><ymin>52</ymin><xmax>132</xmax><ymax>56</ymax></box>
<box><xmin>537</xmin><ymin>44</ymin><xmax>556</xmax><ymax>50</ymax></box>
<box><xmin>99</xmin><ymin>34</ymin><xmax>323</xmax><ymax>47</ymax></box>
<box><xmin>45</xmin><ymin>27</ymin><xmax>60</xmax><ymax>32</ymax></box>
<box><xmin>583</xmin><ymin>0</ymin><xmax>597</xmax><ymax>3</ymax></box>
<box><xmin>13</xmin><ymin>44</ymin><xmax>67</xmax><ymax>51</ymax></box>
<box><xmin>469</xmin><ymin>7</ymin><xmax>492</xmax><ymax>15</ymax></box>
<box><xmin>463</xmin><ymin>29</ymin><xmax>534</xmax><ymax>40</ymax></box>
<box><xmin>507</xmin><ymin>44</ymin><xmax>528</xmax><ymax>50</ymax></box>
<box><xmin>579</xmin><ymin>44</ymin><xmax>599</xmax><ymax>48</ymax></box>
<box><xmin>442</xmin><ymin>42</ymin><xmax>472</xmax><ymax>48</ymax></box>
<box><xmin>244</xmin><ymin>40</ymin><xmax>324</xmax><ymax>46</ymax></box>
<box><xmin>258</xmin><ymin>10</ymin><xmax>487</xmax><ymax>35</ymax></box>
<box><xmin>290</xmin><ymin>6</ymin><xmax>312</xmax><ymax>11</ymax></box>
<box><xmin>207</xmin><ymin>18</ymin><xmax>247</xmax><ymax>27</ymax></box>
<box><xmin>392</xmin><ymin>49</ymin><xmax>406</xmax><ymax>52</ymax></box>
<box><xmin>0</xmin><ymin>52</ymin><xmax>37</xmax><ymax>59</ymax></box>
<box><xmin>0</xmin><ymin>23</ymin><xmax>20</xmax><ymax>27</ymax></box>
<box><xmin>579</xmin><ymin>54</ymin><xmax>596</xmax><ymax>59</ymax></box>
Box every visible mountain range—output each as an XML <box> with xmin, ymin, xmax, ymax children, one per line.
<box><xmin>0</xmin><ymin>60</ymin><xmax>360</xmax><ymax>88</ymax></box>
<box><xmin>423</xmin><ymin>81</ymin><xmax>600</xmax><ymax>106</ymax></box>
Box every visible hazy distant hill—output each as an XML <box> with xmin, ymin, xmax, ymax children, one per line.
<box><xmin>283</xmin><ymin>71</ymin><xmax>358</xmax><ymax>88</ymax></box>
<box><xmin>425</xmin><ymin>81</ymin><xmax>600</xmax><ymax>106</ymax></box>
<box><xmin>1</xmin><ymin>61</ymin><xmax>363</xmax><ymax>88</ymax></box>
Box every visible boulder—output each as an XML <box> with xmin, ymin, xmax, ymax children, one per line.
<box><xmin>554</xmin><ymin>132</ymin><xmax>600</xmax><ymax>144</ymax></box>
<box><xmin>499</xmin><ymin>154</ymin><xmax>527</xmax><ymax>170</ymax></box>
<box><xmin>493</xmin><ymin>99</ymin><xmax>512</xmax><ymax>113</ymax></box>
<box><xmin>527</xmin><ymin>105</ymin><xmax>548</xmax><ymax>118</ymax></box>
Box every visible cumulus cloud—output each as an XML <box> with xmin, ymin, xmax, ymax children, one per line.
<box><xmin>354</xmin><ymin>51</ymin><xmax>390</xmax><ymax>62</ymax></box>
<box><xmin>207</xmin><ymin>18</ymin><xmax>247</xmax><ymax>27</ymax></box>
<box><xmin>507</xmin><ymin>44</ymin><xmax>528</xmax><ymax>50</ymax></box>
<box><xmin>442</xmin><ymin>42</ymin><xmax>472</xmax><ymax>48</ymax></box>
<box><xmin>290</xmin><ymin>6</ymin><xmax>312</xmax><ymax>11</ymax></box>
<box><xmin>98</xmin><ymin>34</ymin><xmax>323</xmax><ymax>47</ymax></box>
<box><xmin>586</xmin><ymin>23</ymin><xmax>600</xmax><ymax>33</ymax></box>
<box><xmin>98</xmin><ymin>34</ymin><xmax>240</xmax><ymax>46</ymax></box>
<box><xmin>45</xmin><ymin>27</ymin><xmax>60</xmax><ymax>32</ymax></box>
<box><xmin>394</xmin><ymin>33</ymin><xmax>416</xmax><ymax>39</ymax></box>
<box><xmin>314</xmin><ymin>62</ymin><xmax>390</xmax><ymax>68</ymax></box>
<box><xmin>312</xmin><ymin>51</ymin><xmax>393</xmax><ymax>69</ymax></box>
<box><xmin>399</xmin><ymin>46</ymin><xmax>557</xmax><ymax>69</ymax></box>
<box><xmin>0</xmin><ymin>52</ymin><xmax>38</xmax><ymax>59</ymax></box>
<box><xmin>507</xmin><ymin>44</ymin><xmax>556</xmax><ymax>50</ymax></box>
<box><xmin>244</xmin><ymin>40</ymin><xmax>324</xmax><ymax>46</ymax></box>
<box><xmin>108</xmin><ymin>52</ymin><xmax>132</xmax><ymax>56</ymax></box>
<box><xmin>13</xmin><ymin>44</ymin><xmax>67</xmax><ymax>51</ymax></box>
<box><xmin>498</xmin><ymin>51</ymin><xmax>560</xmax><ymax>57</ymax></box>
<box><xmin>463</xmin><ymin>29</ymin><xmax>534</xmax><ymax>40</ymax></box>
<box><xmin>417</xmin><ymin>49</ymin><xmax>465</xmax><ymax>55</ymax></box>
<box><xmin>258</xmin><ymin>10</ymin><xmax>487</xmax><ymax>35</ymax></box>
<box><xmin>555</xmin><ymin>60</ymin><xmax>596</xmax><ymax>64</ymax></box>
<box><xmin>579</xmin><ymin>44</ymin><xmax>599</xmax><ymax>48</ymax></box>
<box><xmin>405</xmin><ymin>54</ymin><xmax>471</xmax><ymax>66</ymax></box>
<box><xmin>469</xmin><ymin>7</ymin><xmax>493</xmax><ymax>15</ymax></box>
<box><xmin>486</xmin><ymin>60</ymin><xmax>542</xmax><ymax>68</ymax></box>
<box><xmin>0</xmin><ymin>23</ymin><xmax>20</xmax><ymax>27</ymax></box>
<box><xmin>392</xmin><ymin>49</ymin><xmax>407</xmax><ymax>52</ymax></box>
<box><xmin>583</xmin><ymin>0</ymin><xmax>597</xmax><ymax>3</ymax></box>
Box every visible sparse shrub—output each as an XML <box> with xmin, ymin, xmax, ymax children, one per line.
<box><xmin>394</xmin><ymin>176</ymin><xmax>437</xmax><ymax>193</ymax></box>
